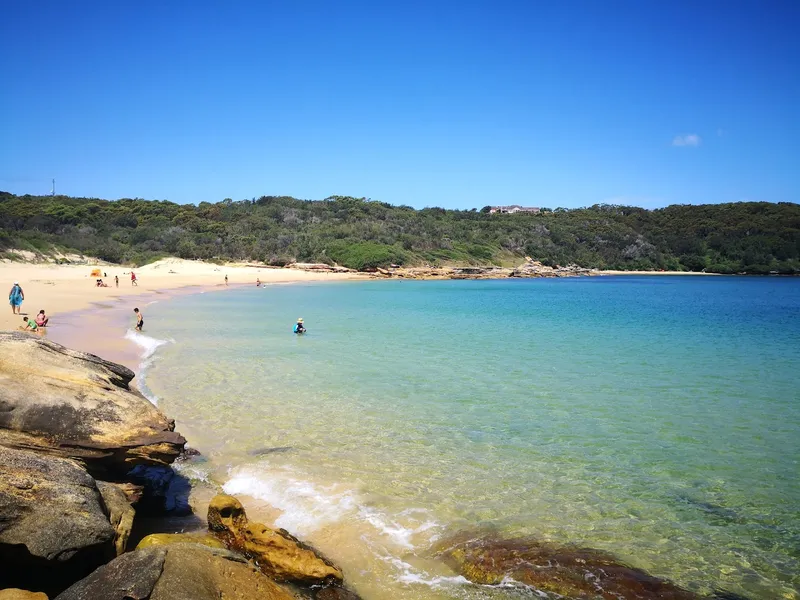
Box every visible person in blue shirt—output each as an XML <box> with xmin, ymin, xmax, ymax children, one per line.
<box><xmin>9</xmin><ymin>281</ymin><xmax>24</xmax><ymax>315</ymax></box>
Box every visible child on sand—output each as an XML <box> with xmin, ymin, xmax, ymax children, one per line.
<box><xmin>115</xmin><ymin>275</ymin><xmax>119</xmax><ymax>287</ymax></box>
<box><xmin>21</xmin><ymin>316</ymin><xmax>39</xmax><ymax>333</ymax></box>
<box><xmin>133</xmin><ymin>308</ymin><xmax>143</xmax><ymax>331</ymax></box>
<box><xmin>131</xmin><ymin>272</ymin><xmax>138</xmax><ymax>286</ymax></box>
<box><xmin>35</xmin><ymin>310</ymin><xmax>49</xmax><ymax>327</ymax></box>
<box><xmin>8</xmin><ymin>281</ymin><xmax>24</xmax><ymax>315</ymax></box>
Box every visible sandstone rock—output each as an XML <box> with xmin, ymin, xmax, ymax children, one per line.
<box><xmin>207</xmin><ymin>493</ymin><xmax>248</xmax><ymax>533</ymax></box>
<box><xmin>0</xmin><ymin>590</ymin><xmax>49</xmax><ymax>600</ymax></box>
<box><xmin>136</xmin><ymin>532</ymin><xmax>226</xmax><ymax>550</ymax></box>
<box><xmin>436</xmin><ymin>534</ymin><xmax>700</xmax><ymax>599</ymax></box>
<box><xmin>0</xmin><ymin>447</ymin><xmax>115</xmax><ymax>594</ymax></box>
<box><xmin>0</xmin><ymin>332</ymin><xmax>185</xmax><ymax>477</ymax></box>
<box><xmin>54</xmin><ymin>544</ymin><xmax>296</xmax><ymax>600</ymax></box>
<box><xmin>208</xmin><ymin>494</ymin><xmax>343</xmax><ymax>585</ymax></box>
<box><xmin>54</xmin><ymin>545</ymin><xmax>167</xmax><ymax>600</ymax></box>
<box><xmin>96</xmin><ymin>482</ymin><xmax>135</xmax><ymax>556</ymax></box>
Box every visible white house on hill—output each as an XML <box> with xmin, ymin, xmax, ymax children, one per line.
<box><xmin>489</xmin><ymin>205</ymin><xmax>540</xmax><ymax>214</ymax></box>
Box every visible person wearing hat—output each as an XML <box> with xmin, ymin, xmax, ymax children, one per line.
<box><xmin>8</xmin><ymin>281</ymin><xmax>24</xmax><ymax>315</ymax></box>
<box><xmin>293</xmin><ymin>317</ymin><xmax>306</xmax><ymax>334</ymax></box>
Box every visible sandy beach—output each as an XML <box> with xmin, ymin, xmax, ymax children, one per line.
<box><xmin>0</xmin><ymin>258</ymin><xmax>365</xmax><ymax>337</ymax></box>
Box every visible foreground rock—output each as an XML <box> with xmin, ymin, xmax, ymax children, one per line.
<box><xmin>0</xmin><ymin>332</ymin><xmax>185</xmax><ymax>477</ymax></box>
<box><xmin>0</xmin><ymin>590</ymin><xmax>48</xmax><ymax>600</ymax></box>
<box><xmin>208</xmin><ymin>494</ymin><xmax>343</xmax><ymax>585</ymax></box>
<box><xmin>54</xmin><ymin>544</ymin><xmax>295</xmax><ymax>600</ymax></box>
<box><xmin>436</xmin><ymin>534</ymin><xmax>701</xmax><ymax>599</ymax></box>
<box><xmin>0</xmin><ymin>447</ymin><xmax>115</xmax><ymax>594</ymax></box>
<box><xmin>96</xmin><ymin>482</ymin><xmax>136</xmax><ymax>556</ymax></box>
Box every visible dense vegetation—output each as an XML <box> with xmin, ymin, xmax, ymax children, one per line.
<box><xmin>0</xmin><ymin>192</ymin><xmax>798</xmax><ymax>274</ymax></box>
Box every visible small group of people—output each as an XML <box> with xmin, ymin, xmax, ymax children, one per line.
<box><xmin>10</xmin><ymin>281</ymin><xmax>51</xmax><ymax>334</ymax></box>
<box><xmin>21</xmin><ymin>310</ymin><xmax>49</xmax><ymax>333</ymax></box>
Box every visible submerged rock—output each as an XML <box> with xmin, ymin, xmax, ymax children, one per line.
<box><xmin>54</xmin><ymin>544</ymin><xmax>296</xmax><ymax>600</ymax></box>
<box><xmin>0</xmin><ymin>447</ymin><xmax>115</xmax><ymax>594</ymax></box>
<box><xmin>0</xmin><ymin>332</ymin><xmax>185</xmax><ymax>477</ymax></box>
<box><xmin>436</xmin><ymin>534</ymin><xmax>701</xmax><ymax>599</ymax></box>
<box><xmin>208</xmin><ymin>494</ymin><xmax>343</xmax><ymax>585</ymax></box>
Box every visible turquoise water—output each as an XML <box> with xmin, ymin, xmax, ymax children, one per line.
<box><xmin>138</xmin><ymin>277</ymin><xmax>800</xmax><ymax>599</ymax></box>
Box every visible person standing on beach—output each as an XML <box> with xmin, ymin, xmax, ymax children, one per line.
<box><xmin>133</xmin><ymin>308</ymin><xmax>143</xmax><ymax>331</ymax></box>
<box><xmin>115</xmin><ymin>275</ymin><xmax>119</xmax><ymax>287</ymax></box>
<box><xmin>225</xmin><ymin>274</ymin><xmax>228</xmax><ymax>286</ymax></box>
<box><xmin>131</xmin><ymin>271</ymin><xmax>138</xmax><ymax>286</ymax></box>
<box><xmin>8</xmin><ymin>281</ymin><xmax>24</xmax><ymax>315</ymax></box>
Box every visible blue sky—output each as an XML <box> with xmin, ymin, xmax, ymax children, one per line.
<box><xmin>1</xmin><ymin>0</ymin><xmax>797</xmax><ymax>209</ymax></box>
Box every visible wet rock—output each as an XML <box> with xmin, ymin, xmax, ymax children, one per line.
<box><xmin>0</xmin><ymin>447</ymin><xmax>115</xmax><ymax>594</ymax></box>
<box><xmin>126</xmin><ymin>464</ymin><xmax>192</xmax><ymax>515</ymax></box>
<box><xmin>54</xmin><ymin>544</ymin><xmax>296</xmax><ymax>600</ymax></box>
<box><xmin>97</xmin><ymin>481</ymin><xmax>136</xmax><ymax>555</ymax></box>
<box><xmin>436</xmin><ymin>534</ymin><xmax>701</xmax><ymax>599</ymax></box>
<box><xmin>207</xmin><ymin>493</ymin><xmax>249</xmax><ymax>533</ymax></box>
<box><xmin>0</xmin><ymin>332</ymin><xmax>185</xmax><ymax>478</ymax></box>
<box><xmin>208</xmin><ymin>494</ymin><xmax>343</xmax><ymax>585</ymax></box>
<box><xmin>315</xmin><ymin>586</ymin><xmax>363</xmax><ymax>600</ymax></box>
<box><xmin>136</xmin><ymin>532</ymin><xmax>226</xmax><ymax>550</ymax></box>
<box><xmin>0</xmin><ymin>591</ymin><xmax>48</xmax><ymax>600</ymax></box>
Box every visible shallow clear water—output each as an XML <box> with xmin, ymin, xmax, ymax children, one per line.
<box><xmin>140</xmin><ymin>277</ymin><xmax>800</xmax><ymax>599</ymax></box>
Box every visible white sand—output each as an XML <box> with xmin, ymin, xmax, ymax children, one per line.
<box><xmin>0</xmin><ymin>258</ymin><xmax>365</xmax><ymax>332</ymax></box>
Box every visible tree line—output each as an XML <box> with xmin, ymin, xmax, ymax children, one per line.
<box><xmin>0</xmin><ymin>192</ymin><xmax>797</xmax><ymax>274</ymax></box>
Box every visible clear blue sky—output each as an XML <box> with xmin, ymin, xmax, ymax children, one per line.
<box><xmin>1</xmin><ymin>0</ymin><xmax>797</xmax><ymax>209</ymax></box>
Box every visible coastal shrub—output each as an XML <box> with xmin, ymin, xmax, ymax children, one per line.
<box><xmin>327</xmin><ymin>241</ymin><xmax>407</xmax><ymax>270</ymax></box>
<box><xmin>0</xmin><ymin>194</ymin><xmax>797</xmax><ymax>273</ymax></box>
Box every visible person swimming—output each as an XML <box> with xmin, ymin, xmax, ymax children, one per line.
<box><xmin>293</xmin><ymin>318</ymin><xmax>306</xmax><ymax>334</ymax></box>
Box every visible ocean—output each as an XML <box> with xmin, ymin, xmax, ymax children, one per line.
<box><xmin>129</xmin><ymin>276</ymin><xmax>800</xmax><ymax>599</ymax></box>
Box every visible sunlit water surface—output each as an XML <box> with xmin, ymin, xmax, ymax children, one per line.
<box><xmin>134</xmin><ymin>277</ymin><xmax>800</xmax><ymax>599</ymax></box>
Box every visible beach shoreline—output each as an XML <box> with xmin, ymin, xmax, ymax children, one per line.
<box><xmin>0</xmin><ymin>257</ymin><xmax>368</xmax><ymax>350</ymax></box>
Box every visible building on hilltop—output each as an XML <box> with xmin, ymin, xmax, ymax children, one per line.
<box><xmin>489</xmin><ymin>205</ymin><xmax>540</xmax><ymax>214</ymax></box>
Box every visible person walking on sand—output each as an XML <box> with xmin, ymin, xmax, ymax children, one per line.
<box><xmin>8</xmin><ymin>281</ymin><xmax>24</xmax><ymax>315</ymax></box>
<box><xmin>225</xmin><ymin>274</ymin><xmax>228</xmax><ymax>286</ymax></box>
<box><xmin>131</xmin><ymin>271</ymin><xmax>138</xmax><ymax>286</ymax></box>
<box><xmin>133</xmin><ymin>308</ymin><xmax>143</xmax><ymax>331</ymax></box>
<box><xmin>115</xmin><ymin>275</ymin><xmax>119</xmax><ymax>288</ymax></box>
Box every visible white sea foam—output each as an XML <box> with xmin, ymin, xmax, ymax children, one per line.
<box><xmin>124</xmin><ymin>330</ymin><xmax>172</xmax><ymax>405</ymax></box>
<box><xmin>125</xmin><ymin>329</ymin><xmax>170</xmax><ymax>362</ymax></box>
<box><xmin>222</xmin><ymin>465</ymin><xmax>443</xmax><ymax>551</ymax></box>
<box><xmin>358</xmin><ymin>506</ymin><xmax>440</xmax><ymax>549</ymax></box>
<box><xmin>375</xmin><ymin>552</ymin><xmax>470</xmax><ymax>588</ymax></box>
<box><xmin>223</xmin><ymin>467</ymin><xmax>358</xmax><ymax>536</ymax></box>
